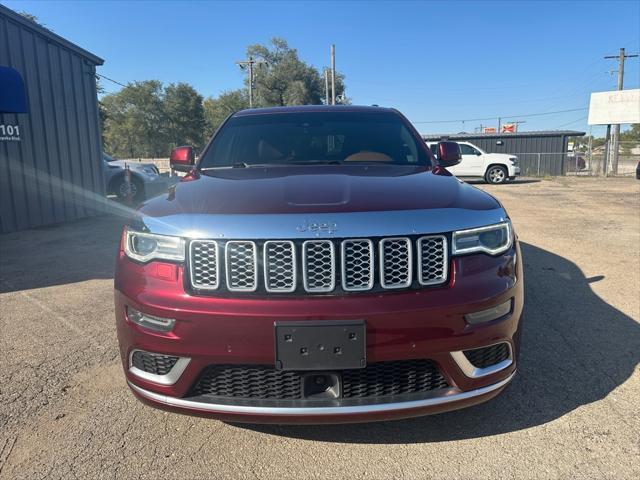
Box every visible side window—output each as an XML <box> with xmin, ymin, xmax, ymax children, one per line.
<box><xmin>459</xmin><ymin>144</ymin><xmax>477</xmax><ymax>155</ymax></box>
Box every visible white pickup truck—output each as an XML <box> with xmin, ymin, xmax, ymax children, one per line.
<box><xmin>426</xmin><ymin>141</ymin><xmax>520</xmax><ymax>184</ymax></box>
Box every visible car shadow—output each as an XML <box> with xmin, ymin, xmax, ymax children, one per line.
<box><xmin>0</xmin><ymin>213</ymin><xmax>125</xmax><ymax>293</ymax></box>
<box><xmin>237</xmin><ymin>242</ymin><xmax>639</xmax><ymax>443</ymax></box>
<box><xmin>464</xmin><ymin>178</ymin><xmax>541</xmax><ymax>185</ymax></box>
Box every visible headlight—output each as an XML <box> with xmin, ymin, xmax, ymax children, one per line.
<box><xmin>124</xmin><ymin>228</ymin><xmax>185</xmax><ymax>263</ymax></box>
<box><xmin>452</xmin><ymin>221</ymin><xmax>513</xmax><ymax>256</ymax></box>
<box><xmin>509</xmin><ymin>157</ymin><xmax>518</xmax><ymax>165</ymax></box>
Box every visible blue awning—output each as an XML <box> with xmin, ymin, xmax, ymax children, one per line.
<box><xmin>0</xmin><ymin>66</ymin><xmax>28</xmax><ymax>113</ymax></box>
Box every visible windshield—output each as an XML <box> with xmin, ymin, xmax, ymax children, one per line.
<box><xmin>199</xmin><ymin>111</ymin><xmax>429</xmax><ymax>168</ymax></box>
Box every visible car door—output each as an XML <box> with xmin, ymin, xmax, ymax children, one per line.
<box><xmin>454</xmin><ymin>143</ymin><xmax>484</xmax><ymax>176</ymax></box>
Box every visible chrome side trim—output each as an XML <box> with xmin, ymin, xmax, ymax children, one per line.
<box><xmin>128</xmin><ymin>371</ymin><xmax>515</xmax><ymax>416</ymax></box>
<box><xmin>128</xmin><ymin>350</ymin><xmax>191</xmax><ymax>386</ymax></box>
<box><xmin>451</xmin><ymin>342</ymin><xmax>514</xmax><ymax>379</ymax></box>
<box><xmin>139</xmin><ymin>208</ymin><xmax>509</xmax><ymax>240</ymax></box>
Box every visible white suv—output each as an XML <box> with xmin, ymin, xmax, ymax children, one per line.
<box><xmin>426</xmin><ymin>141</ymin><xmax>520</xmax><ymax>184</ymax></box>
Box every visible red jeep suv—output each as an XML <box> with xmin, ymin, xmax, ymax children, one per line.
<box><xmin>115</xmin><ymin>106</ymin><xmax>523</xmax><ymax>424</ymax></box>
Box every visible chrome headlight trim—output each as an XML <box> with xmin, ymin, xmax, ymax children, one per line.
<box><xmin>124</xmin><ymin>227</ymin><xmax>185</xmax><ymax>263</ymax></box>
<box><xmin>452</xmin><ymin>221</ymin><xmax>513</xmax><ymax>256</ymax></box>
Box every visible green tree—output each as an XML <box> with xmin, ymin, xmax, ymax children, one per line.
<box><xmin>164</xmin><ymin>83</ymin><xmax>205</xmax><ymax>149</ymax></box>
<box><xmin>620</xmin><ymin>124</ymin><xmax>640</xmax><ymax>142</ymax></box>
<box><xmin>203</xmin><ymin>89</ymin><xmax>249</xmax><ymax>138</ymax></box>
<box><xmin>246</xmin><ymin>38</ymin><xmax>347</xmax><ymax>107</ymax></box>
<box><xmin>102</xmin><ymin>80</ymin><xmax>166</xmax><ymax>157</ymax></box>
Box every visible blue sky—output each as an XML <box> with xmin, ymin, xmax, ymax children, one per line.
<box><xmin>3</xmin><ymin>0</ymin><xmax>639</xmax><ymax>135</ymax></box>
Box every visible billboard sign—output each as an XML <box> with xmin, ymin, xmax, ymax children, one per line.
<box><xmin>483</xmin><ymin>127</ymin><xmax>496</xmax><ymax>133</ymax></box>
<box><xmin>588</xmin><ymin>89</ymin><xmax>640</xmax><ymax>125</ymax></box>
<box><xmin>501</xmin><ymin>124</ymin><xmax>516</xmax><ymax>133</ymax></box>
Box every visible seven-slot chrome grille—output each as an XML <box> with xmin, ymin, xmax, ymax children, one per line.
<box><xmin>189</xmin><ymin>235</ymin><xmax>447</xmax><ymax>294</ymax></box>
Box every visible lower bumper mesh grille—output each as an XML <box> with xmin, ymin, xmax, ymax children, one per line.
<box><xmin>188</xmin><ymin>360</ymin><xmax>449</xmax><ymax>401</ymax></box>
<box><xmin>463</xmin><ymin>343</ymin><xmax>510</xmax><ymax>369</ymax></box>
<box><xmin>131</xmin><ymin>351</ymin><xmax>179</xmax><ymax>375</ymax></box>
<box><xmin>341</xmin><ymin>360</ymin><xmax>449</xmax><ymax>398</ymax></box>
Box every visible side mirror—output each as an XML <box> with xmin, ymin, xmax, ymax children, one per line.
<box><xmin>170</xmin><ymin>146</ymin><xmax>195</xmax><ymax>172</ymax></box>
<box><xmin>436</xmin><ymin>141</ymin><xmax>461</xmax><ymax>167</ymax></box>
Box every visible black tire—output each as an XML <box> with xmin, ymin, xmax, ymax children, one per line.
<box><xmin>115</xmin><ymin>176</ymin><xmax>144</xmax><ymax>201</ymax></box>
<box><xmin>485</xmin><ymin>165</ymin><xmax>508</xmax><ymax>184</ymax></box>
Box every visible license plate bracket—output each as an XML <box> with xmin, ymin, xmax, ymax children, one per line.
<box><xmin>274</xmin><ymin>320</ymin><xmax>366</xmax><ymax>371</ymax></box>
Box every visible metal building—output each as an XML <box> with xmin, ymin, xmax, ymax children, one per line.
<box><xmin>422</xmin><ymin>130</ymin><xmax>585</xmax><ymax>176</ymax></box>
<box><xmin>0</xmin><ymin>5</ymin><xmax>104</xmax><ymax>233</ymax></box>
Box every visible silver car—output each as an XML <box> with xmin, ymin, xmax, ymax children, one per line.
<box><xmin>103</xmin><ymin>154</ymin><xmax>169</xmax><ymax>201</ymax></box>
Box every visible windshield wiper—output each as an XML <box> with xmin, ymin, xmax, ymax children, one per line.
<box><xmin>200</xmin><ymin>162</ymin><xmax>255</xmax><ymax>170</ymax></box>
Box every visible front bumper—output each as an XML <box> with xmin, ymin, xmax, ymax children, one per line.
<box><xmin>115</xmin><ymin>242</ymin><xmax>523</xmax><ymax>423</ymax></box>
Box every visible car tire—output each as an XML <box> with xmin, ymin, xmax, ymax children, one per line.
<box><xmin>485</xmin><ymin>165</ymin><xmax>508</xmax><ymax>184</ymax></box>
<box><xmin>115</xmin><ymin>176</ymin><xmax>144</xmax><ymax>201</ymax></box>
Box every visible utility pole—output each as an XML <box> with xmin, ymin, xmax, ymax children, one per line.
<box><xmin>604</xmin><ymin>48</ymin><xmax>638</xmax><ymax>174</ymax></box>
<box><xmin>236</xmin><ymin>56</ymin><xmax>267</xmax><ymax>108</ymax></box>
<box><xmin>325</xmin><ymin>69</ymin><xmax>329</xmax><ymax>105</ymax></box>
<box><xmin>330</xmin><ymin>44</ymin><xmax>336</xmax><ymax>105</ymax></box>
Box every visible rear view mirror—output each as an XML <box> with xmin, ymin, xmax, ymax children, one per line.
<box><xmin>170</xmin><ymin>146</ymin><xmax>195</xmax><ymax>172</ymax></box>
<box><xmin>436</xmin><ymin>141</ymin><xmax>462</xmax><ymax>167</ymax></box>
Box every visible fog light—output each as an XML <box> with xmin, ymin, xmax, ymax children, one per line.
<box><xmin>465</xmin><ymin>299</ymin><xmax>512</xmax><ymax>325</ymax></box>
<box><xmin>127</xmin><ymin>307</ymin><xmax>175</xmax><ymax>332</ymax></box>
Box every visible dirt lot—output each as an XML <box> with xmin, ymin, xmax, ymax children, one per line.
<box><xmin>1</xmin><ymin>177</ymin><xmax>639</xmax><ymax>479</ymax></box>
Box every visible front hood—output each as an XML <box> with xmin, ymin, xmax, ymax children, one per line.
<box><xmin>135</xmin><ymin>166</ymin><xmax>507</xmax><ymax>238</ymax></box>
<box><xmin>140</xmin><ymin>165</ymin><xmax>499</xmax><ymax>217</ymax></box>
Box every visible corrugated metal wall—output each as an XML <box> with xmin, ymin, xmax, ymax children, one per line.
<box><xmin>0</xmin><ymin>8</ymin><xmax>104</xmax><ymax>233</ymax></box>
<box><xmin>452</xmin><ymin>134</ymin><xmax>567</xmax><ymax>176</ymax></box>
<box><xmin>423</xmin><ymin>133</ymin><xmax>576</xmax><ymax>176</ymax></box>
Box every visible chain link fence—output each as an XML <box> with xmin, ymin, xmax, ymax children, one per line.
<box><xmin>511</xmin><ymin>140</ymin><xmax>638</xmax><ymax>177</ymax></box>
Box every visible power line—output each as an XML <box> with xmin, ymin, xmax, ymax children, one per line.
<box><xmin>95</xmin><ymin>73</ymin><xmax>127</xmax><ymax>88</ymax></box>
<box><xmin>412</xmin><ymin>107</ymin><xmax>588</xmax><ymax>124</ymax></box>
<box><xmin>553</xmin><ymin>116</ymin><xmax>588</xmax><ymax>129</ymax></box>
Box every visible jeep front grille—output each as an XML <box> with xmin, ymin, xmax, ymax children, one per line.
<box><xmin>188</xmin><ymin>235</ymin><xmax>447</xmax><ymax>294</ymax></box>
<box><xmin>379</xmin><ymin>238</ymin><xmax>412</xmax><ymax>289</ymax></box>
<box><xmin>264</xmin><ymin>241</ymin><xmax>296</xmax><ymax>292</ymax></box>
<box><xmin>302</xmin><ymin>240</ymin><xmax>335</xmax><ymax>292</ymax></box>
<box><xmin>341</xmin><ymin>239</ymin><xmax>374</xmax><ymax>291</ymax></box>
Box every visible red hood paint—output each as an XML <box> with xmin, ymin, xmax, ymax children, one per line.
<box><xmin>139</xmin><ymin>165</ymin><xmax>500</xmax><ymax>217</ymax></box>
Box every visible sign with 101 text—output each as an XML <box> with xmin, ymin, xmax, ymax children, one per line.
<box><xmin>0</xmin><ymin>124</ymin><xmax>21</xmax><ymax>142</ymax></box>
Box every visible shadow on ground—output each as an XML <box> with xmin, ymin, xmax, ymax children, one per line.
<box><xmin>0</xmin><ymin>214</ymin><xmax>125</xmax><ymax>293</ymax></box>
<box><xmin>238</xmin><ymin>242</ymin><xmax>640</xmax><ymax>442</ymax></box>
<box><xmin>465</xmin><ymin>178</ymin><xmax>541</xmax><ymax>185</ymax></box>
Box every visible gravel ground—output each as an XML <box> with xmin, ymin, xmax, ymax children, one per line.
<box><xmin>1</xmin><ymin>177</ymin><xmax>638</xmax><ymax>479</ymax></box>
